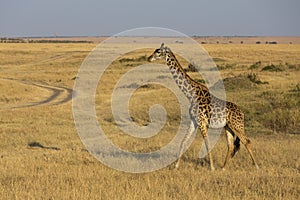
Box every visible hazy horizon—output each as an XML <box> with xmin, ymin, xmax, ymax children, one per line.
<box><xmin>3</xmin><ymin>34</ymin><xmax>300</xmax><ymax>38</ymax></box>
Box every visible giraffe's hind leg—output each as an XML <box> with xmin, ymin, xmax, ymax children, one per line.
<box><xmin>245</xmin><ymin>141</ymin><xmax>259</xmax><ymax>170</ymax></box>
<box><xmin>237</xmin><ymin>132</ymin><xmax>259</xmax><ymax>169</ymax></box>
<box><xmin>227</xmin><ymin>124</ymin><xmax>259</xmax><ymax>170</ymax></box>
<box><xmin>222</xmin><ymin>127</ymin><xmax>235</xmax><ymax>169</ymax></box>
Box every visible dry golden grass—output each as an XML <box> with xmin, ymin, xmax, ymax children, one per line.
<box><xmin>0</xmin><ymin>42</ymin><xmax>299</xmax><ymax>199</ymax></box>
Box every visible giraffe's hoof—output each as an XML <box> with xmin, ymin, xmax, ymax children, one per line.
<box><xmin>175</xmin><ymin>163</ymin><xmax>179</xmax><ymax>169</ymax></box>
<box><xmin>221</xmin><ymin>167</ymin><xmax>226</xmax><ymax>171</ymax></box>
<box><xmin>255</xmin><ymin>165</ymin><xmax>260</xmax><ymax>170</ymax></box>
<box><xmin>210</xmin><ymin>166</ymin><xmax>215</xmax><ymax>171</ymax></box>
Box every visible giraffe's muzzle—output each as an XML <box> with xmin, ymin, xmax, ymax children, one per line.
<box><xmin>147</xmin><ymin>55</ymin><xmax>154</xmax><ymax>62</ymax></box>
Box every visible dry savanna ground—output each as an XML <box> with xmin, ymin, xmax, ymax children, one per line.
<box><xmin>0</xmin><ymin>39</ymin><xmax>299</xmax><ymax>199</ymax></box>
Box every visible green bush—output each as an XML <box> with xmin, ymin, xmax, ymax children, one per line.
<box><xmin>261</xmin><ymin>64</ymin><xmax>283</xmax><ymax>72</ymax></box>
<box><xmin>247</xmin><ymin>73</ymin><xmax>268</xmax><ymax>84</ymax></box>
<box><xmin>249</xmin><ymin>61</ymin><xmax>262</xmax><ymax>70</ymax></box>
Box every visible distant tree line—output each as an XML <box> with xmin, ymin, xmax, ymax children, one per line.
<box><xmin>0</xmin><ymin>38</ymin><xmax>93</xmax><ymax>43</ymax></box>
<box><xmin>0</xmin><ymin>38</ymin><xmax>25</xmax><ymax>43</ymax></box>
<box><xmin>199</xmin><ymin>40</ymin><xmax>280</xmax><ymax>44</ymax></box>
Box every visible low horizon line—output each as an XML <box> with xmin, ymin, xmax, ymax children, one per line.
<box><xmin>1</xmin><ymin>35</ymin><xmax>300</xmax><ymax>39</ymax></box>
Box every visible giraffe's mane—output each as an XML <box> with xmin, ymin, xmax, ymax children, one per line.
<box><xmin>166</xmin><ymin>47</ymin><xmax>208</xmax><ymax>89</ymax></box>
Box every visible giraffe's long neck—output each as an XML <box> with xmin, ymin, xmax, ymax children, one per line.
<box><xmin>165</xmin><ymin>50</ymin><xmax>197</xmax><ymax>102</ymax></box>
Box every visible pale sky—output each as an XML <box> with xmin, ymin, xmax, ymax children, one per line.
<box><xmin>1</xmin><ymin>0</ymin><xmax>299</xmax><ymax>37</ymax></box>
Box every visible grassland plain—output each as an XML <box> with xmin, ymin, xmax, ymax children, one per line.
<box><xmin>0</xmin><ymin>41</ymin><xmax>299</xmax><ymax>199</ymax></box>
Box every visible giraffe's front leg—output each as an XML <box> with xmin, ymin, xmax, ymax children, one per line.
<box><xmin>203</xmin><ymin>136</ymin><xmax>215</xmax><ymax>171</ymax></box>
<box><xmin>175</xmin><ymin>120</ymin><xmax>197</xmax><ymax>169</ymax></box>
<box><xmin>199</xmin><ymin>121</ymin><xmax>215</xmax><ymax>171</ymax></box>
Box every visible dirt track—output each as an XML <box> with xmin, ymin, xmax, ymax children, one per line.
<box><xmin>0</xmin><ymin>78</ymin><xmax>72</xmax><ymax>110</ymax></box>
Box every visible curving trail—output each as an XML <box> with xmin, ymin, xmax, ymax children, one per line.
<box><xmin>0</xmin><ymin>78</ymin><xmax>73</xmax><ymax>110</ymax></box>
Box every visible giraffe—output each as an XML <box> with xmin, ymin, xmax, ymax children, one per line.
<box><xmin>147</xmin><ymin>43</ymin><xmax>259</xmax><ymax>170</ymax></box>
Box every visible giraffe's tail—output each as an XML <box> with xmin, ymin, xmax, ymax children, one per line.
<box><xmin>227</xmin><ymin>122</ymin><xmax>252</xmax><ymax>158</ymax></box>
<box><xmin>231</xmin><ymin>137</ymin><xmax>240</xmax><ymax>157</ymax></box>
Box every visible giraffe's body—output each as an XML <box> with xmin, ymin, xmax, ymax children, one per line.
<box><xmin>148</xmin><ymin>43</ymin><xmax>259</xmax><ymax>170</ymax></box>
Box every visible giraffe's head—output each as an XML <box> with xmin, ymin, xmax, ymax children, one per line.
<box><xmin>147</xmin><ymin>43</ymin><xmax>169</xmax><ymax>62</ymax></box>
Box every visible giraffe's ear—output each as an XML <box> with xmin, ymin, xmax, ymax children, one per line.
<box><xmin>160</xmin><ymin>43</ymin><xmax>164</xmax><ymax>49</ymax></box>
<box><xmin>164</xmin><ymin>47</ymin><xmax>169</xmax><ymax>52</ymax></box>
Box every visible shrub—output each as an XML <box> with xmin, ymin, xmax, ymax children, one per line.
<box><xmin>269</xmin><ymin>41</ymin><xmax>278</xmax><ymax>44</ymax></box>
<box><xmin>195</xmin><ymin>79</ymin><xmax>205</xmax><ymax>84</ymax></box>
<box><xmin>222</xmin><ymin>75</ymin><xmax>257</xmax><ymax>90</ymax></box>
<box><xmin>261</xmin><ymin>64</ymin><xmax>283</xmax><ymax>72</ymax></box>
<box><xmin>136</xmin><ymin>55</ymin><xmax>147</xmax><ymax>62</ymax></box>
<box><xmin>286</xmin><ymin>63</ymin><xmax>300</xmax><ymax>71</ymax></box>
<box><xmin>119</xmin><ymin>55</ymin><xmax>147</xmax><ymax>63</ymax></box>
<box><xmin>247</xmin><ymin>73</ymin><xmax>268</xmax><ymax>84</ymax></box>
<box><xmin>28</xmin><ymin>141</ymin><xmax>44</xmax><ymax>148</ymax></box>
<box><xmin>249</xmin><ymin>61</ymin><xmax>262</xmax><ymax>70</ymax></box>
<box><xmin>217</xmin><ymin>64</ymin><xmax>234</xmax><ymax>70</ymax></box>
